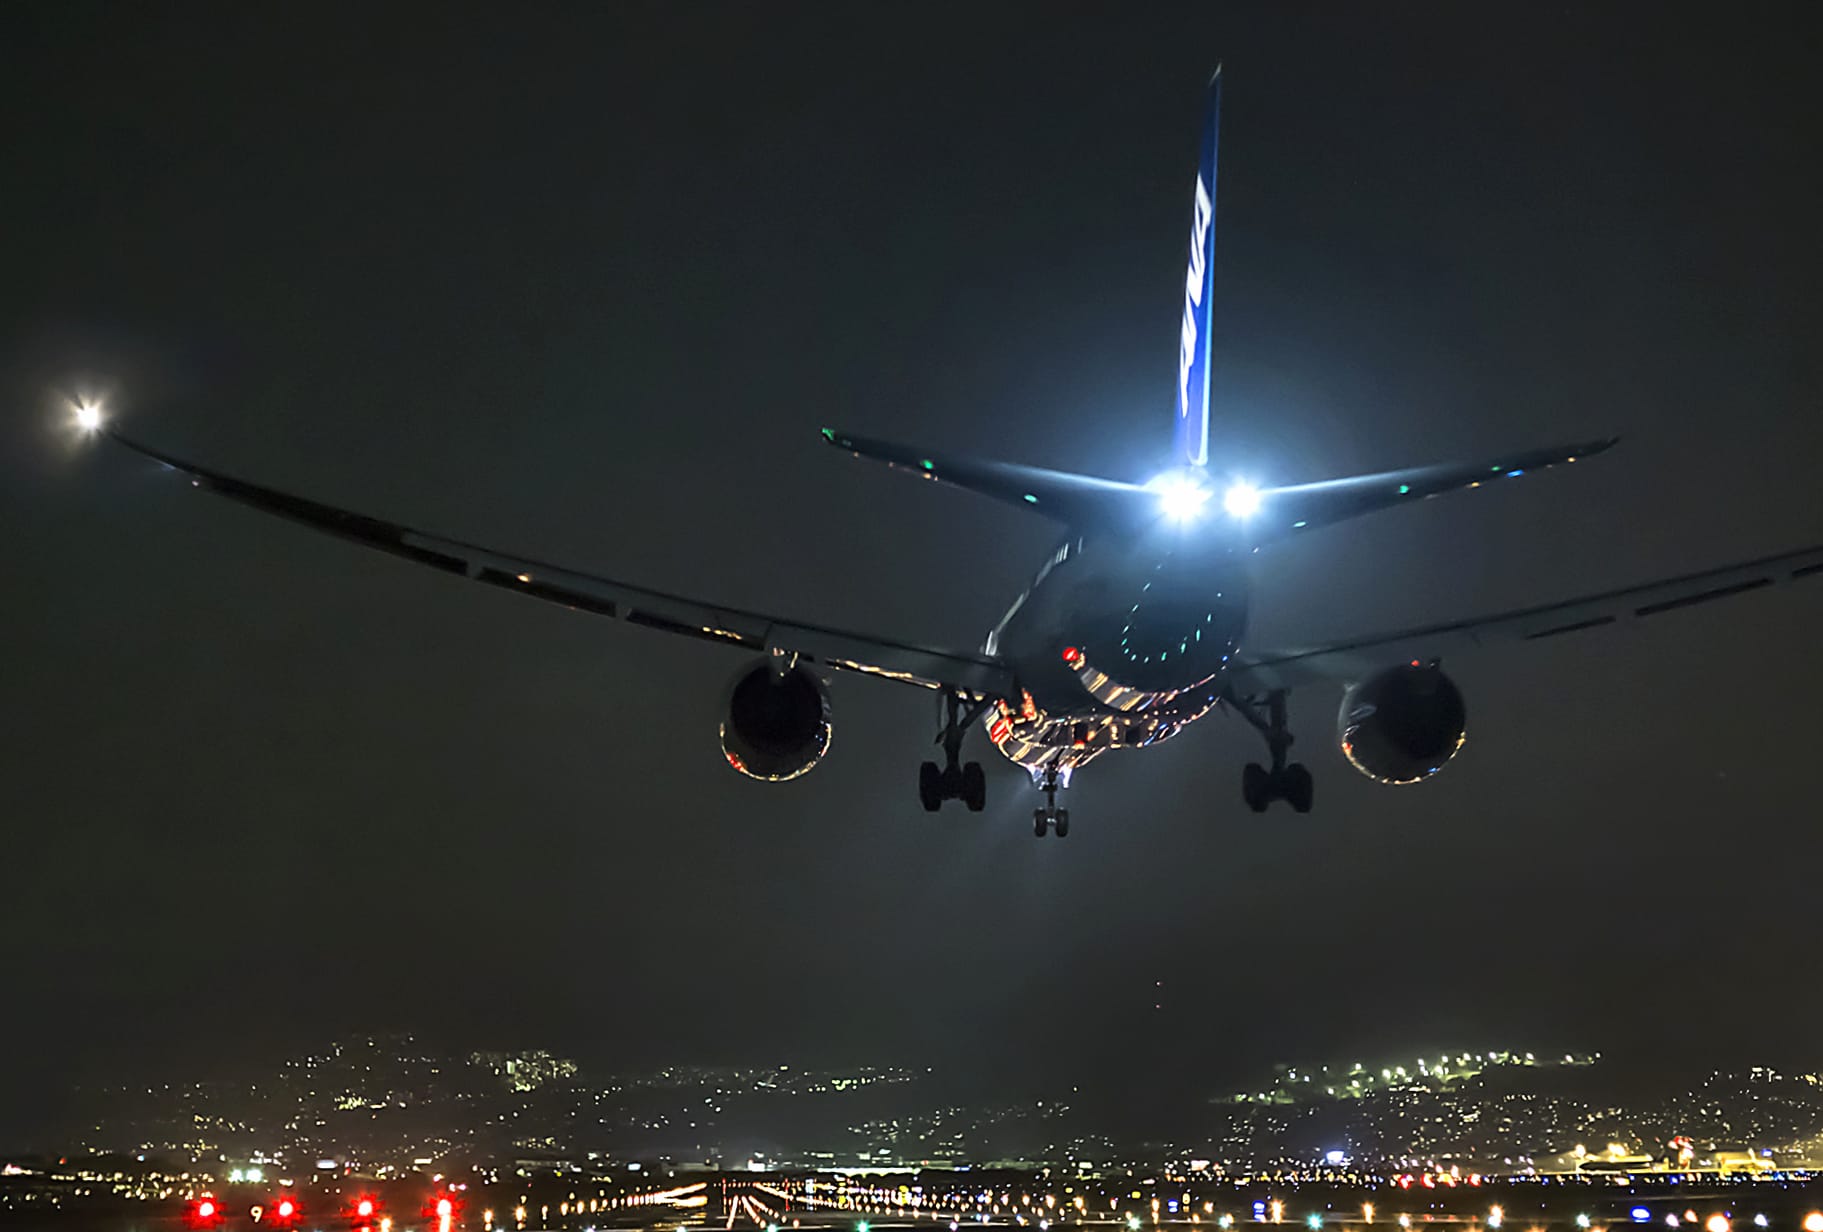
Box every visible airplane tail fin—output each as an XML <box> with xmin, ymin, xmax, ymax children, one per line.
<box><xmin>1173</xmin><ymin>66</ymin><xmax>1222</xmax><ymax>468</ymax></box>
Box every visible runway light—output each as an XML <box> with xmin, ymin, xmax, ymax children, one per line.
<box><xmin>1753</xmin><ymin>1219</ymin><xmax>1768</xmax><ymax>1229</ymax></box>
<box><xmin>198</xmin><ymin>1201</ymin><xmax>216</xmax><ymax>1220</ymax></box>
<box><xmin>1577</xmin><ymin>1217</ymin><xmax>1592</xmax><ymax>1230</ymax></box>
<box><xmin>1490</xmin><ymin>1207</ymin><xmax>1503</xmax><ymax>1229</ymax></box>
<box><xmin>357</xmin><ymin>1199</ymin><xmax>375</xmax><ymax>1218</ymax></box>
<box><xmin>1306</xmin><ymin>1216</ymin><xmax>1322</xmax><ymax>1230</ymax></box>
<box><xmin>1632</xmin><ymin>1211</ymin><xmax>1651</xmax><ymax>1224</ymax></box>
<box><xmin>1706</xmin><ymin>1217</ymin><xmax>1729</xmax><ymax>1232</ymax></box>
<box><xmin>1222</xmin><ymin>481</ymin><xmax>1261</xmax><ymax>519</ymax></box>
<box><xmin>1802</xmin><ymin>1217</ymin><xmax>1823</xmax><ymax>1232</ymax></box>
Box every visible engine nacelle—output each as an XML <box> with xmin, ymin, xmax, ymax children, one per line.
<box><xmin>719</xmin><ymin>661</ymin><xmax>832</xmax><ymax>782</ymax></box>
<box><xmin>1337</xmin><ymin>662</ymin><xmax>1467</xmax><ymax>785</ymax></box>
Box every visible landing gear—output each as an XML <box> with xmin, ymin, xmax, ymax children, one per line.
<box><xmin>1031</xmin><ymin>764</ymin><xmax>1069</xmax><ymax>837</ymax></box>
<box><xmin>1229</xmin><ymin>687</ymin><xmax>1315</xmax><ymax>813</ymax></box>
<box><xmin>919</xmin><ymin>690</ymin><xmax>990</xmax><ymax>812</ymax></box>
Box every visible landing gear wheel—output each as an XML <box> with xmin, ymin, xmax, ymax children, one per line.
<box><xmin>1283</xmin><ymin>763</ymin><xmax>1314</xmax><ymax>814</ymax></box>
<box><xmin>1033</xmin><ymin>809</ymin><xmax>1049</xmax><ymax>838</ymax></box>
<box><xmin>961</xmin><ymin>762</ymin><xmax>986</xmax><ymax>812</ymax></box>
<box><xmin>1053</xmin><ymin>809</ymin><xmax>1070</xmax><ymax>838</ymax></box>
<box><xmin>941</xmin><ymin>763</ymin><xmax>963</xmax><ymax>799</ymax></box>
<box><xmin>1242</xmin><ymin>762</ymin><xmax>1271</xmax><ymax>813</ymax></box>
<box><xmin>918</xmin><ymin>761</ymin><xmax>943</xmax><ymax>812</ymax></box>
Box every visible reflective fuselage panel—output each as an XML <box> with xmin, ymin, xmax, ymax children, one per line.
<box><xmin>982</xmin><ymin>528</ymin><xmax>1248</xmax><ymax>779</ymax></box>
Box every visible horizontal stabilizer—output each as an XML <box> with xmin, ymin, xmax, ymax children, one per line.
<box><xmin>1247</xmin><ymin>437</ymin><xmax>1620</xmax><ymax>544</ymax></box>
<box><xmin>821</xmin><ymin>428</ymin><xmax>1144</xmax><ymax>524</ymax></box>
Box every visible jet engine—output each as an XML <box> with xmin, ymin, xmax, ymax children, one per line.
<box><xmin>1336</xmin><ymin>661</ymin><xmax>1467</xmax><ymax>785</ymax></box>
<box><xmin>719</xmin><ymin>660</ymin><xmax>832</xmax><ymax>782</ymax></box>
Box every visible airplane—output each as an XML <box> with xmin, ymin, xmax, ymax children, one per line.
<box><xmin>71</xmin><ymin>67</ymin><xmax>1822</xmax><ymax>837</ymax></box>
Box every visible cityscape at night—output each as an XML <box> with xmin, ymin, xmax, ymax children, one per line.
<box><xmin>5</xmin><ymin>4</ymin><xmax>1821</xmax><ymax>1232</ymax></box>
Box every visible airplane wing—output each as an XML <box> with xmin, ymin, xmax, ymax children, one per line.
<box><xmin>101</xmin><ymin>431</ymin><xmax>1017</xmax><ymax>700</ymax></box>
<box><xmin>1230</xmin><ymin>542</ymin><xmax>1823</xmax><ymax>692</ymax></box>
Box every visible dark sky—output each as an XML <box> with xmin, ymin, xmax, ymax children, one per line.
<box><xmin>3</xmin><ymin>4</ymin><xmax>1821</xmax><ymax>1144</ymax></box>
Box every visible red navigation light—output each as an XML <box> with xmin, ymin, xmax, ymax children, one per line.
<box><xmin>1061</xmin><ymin>646</ymin><xmax>1081</xmax><ymax>664</ymax></box>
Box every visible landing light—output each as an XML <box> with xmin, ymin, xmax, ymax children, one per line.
<box><xmin>74</xmin><ymin>402</ymin><xmax>104</xmax><ymax>432</ymax></box>
<box><xmin>1151</xmin><ymin>472</ymin><xmax>1212</xmax><ymax>521</ymax></box>
<box><xmin>1222</xmin><ymin>481</ymin><xmax>1262</xmax><ymax>519</ymax></box>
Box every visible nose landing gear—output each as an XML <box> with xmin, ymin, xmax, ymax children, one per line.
<box><xmin>1032</xmin><ymin>764</ymin><xmax>1069</xmax><ymax>837</ymax></box>
<box><xmin>1228</xmin><ymin>687</ymin><xmax>1315</xmax><ymax>813</ymax></box>
<box><xmin>919</xmin><ymin>690</ymin><xmax>990</xmax><ymax>812</ymax></box>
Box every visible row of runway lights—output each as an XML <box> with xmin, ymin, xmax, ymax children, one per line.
<box><xmin>793</xmin><ymin>1201</ymin><xmax>1823</xmax><ymax>1232</ymax></box>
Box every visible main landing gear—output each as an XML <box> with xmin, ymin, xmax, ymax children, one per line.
<box><xmin>919</xmin><ymin>690</ymin><xmax>990</xmax><ymax>813</ymax></box>
<box><xmin>1032</xmin><ymin>764</ymin><xmax>1069</xmax><ymax>838</ymax></box>
<box><xmin>1229</xmin><ymin>688</ymin><xmax>1315</xmax><ymax>814</ymax></box>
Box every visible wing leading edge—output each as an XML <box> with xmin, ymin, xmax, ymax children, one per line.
<box><xmin>1231</xmin><ymin>541</ymin><xmax>1823</xmax><ymax>692</ymax></box>
<box><xmin>103</xmin><ymin>430</ymin><xmax>1015</xmax><ymax>700</ymax></box>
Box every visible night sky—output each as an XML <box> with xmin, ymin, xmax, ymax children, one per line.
<box><xmin>3</xmin><ymin>5</ymin><xmax>1821</xmax><ymax>1145</ymax></box>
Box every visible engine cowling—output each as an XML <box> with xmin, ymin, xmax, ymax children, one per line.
<box><xmin>720</xmin><ymin>661</ymin><xmax>832</xmax><ymax>782</ymax></box>
<box><xmin>1337</xmin><ymin>662</ymin><xmax>1467</xmax><ymax>785</ymax></box>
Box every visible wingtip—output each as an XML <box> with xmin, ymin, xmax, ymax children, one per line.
<box><xmin>1209</xmin><ymin>62</ymin><xmax>1223</xmax><ymax>85</ymax></box>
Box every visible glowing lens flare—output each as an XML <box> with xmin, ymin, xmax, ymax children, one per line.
<box><xmin>1222</xmin><ymin>482</ymin><xmax>1262</xmax><ymax>518</ymax></box>
<box><xmin>74</xmin><ymin>402</ymin><xmax>103</xmax><ymax>432</ymax></box>
<box><xmin>1152</xmin><ymin>473</ymin><xmax>1212</xmax><ymax>521</ymax></box>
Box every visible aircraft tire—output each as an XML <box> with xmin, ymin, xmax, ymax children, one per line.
<box><xmin>1242</xmin><ymin>762</ymin><xmax>1271</xmax><ymax>813</ymax></box>
<box><xmin>1283</xmin><ymin>764</ymin><xmax>1314</xmax><ymax>814</ymax></box>
<box><xmin>919</xmin><ymin>761</ymin><xmax>943</xmax><ymax>812</ymax></box>
<box><xmin>961</xmin><ymin>762</ymin><xmax>986</xmax><ymax>812</ymax></box>
<box><xmin>1054</xmin><ymin>810</ymin><xmax>1070</xmax><ymax>838</ymax></box>
<box><xmin>1033</xmin><ymin>809</ymin><xmax>1048</xmax><ymax>838</ymax></box>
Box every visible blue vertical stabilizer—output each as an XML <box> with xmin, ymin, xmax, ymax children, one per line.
<box><xmin>1173</xmin><ymin>67</ymin><xmax>1221</xmax><ymax>468</ymax></box>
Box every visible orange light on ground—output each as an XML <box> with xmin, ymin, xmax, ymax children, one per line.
<box><xmin>1707</xmin><ymin>1218</ymin><xmax>1729</xmax><ymax>1232</ymax></box>
<box><xmin>1803</xmin><ymin>1217</ymin><xmax>1823</xmax><ymax>1232</ymax></box>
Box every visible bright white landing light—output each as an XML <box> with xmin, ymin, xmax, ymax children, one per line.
<box><xmin>74</xmin><ymin>402</ymin><xmax>103</xmax><ymax>432</ymax></box>
<box><xmin>1222</xmin><ymin>481</ymin><xmax>1262</xmax><ymax>519</ymax></box>
<box><xmin>1152</xmin><ymin>472</ymin><xmax>1212</xmax><ymax>521</ymax></box>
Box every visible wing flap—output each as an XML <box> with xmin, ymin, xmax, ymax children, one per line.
<box><xmin>106</xmin><ymin>430</ymin><xmax>1016</xmax><ymax>699</ymax></box>
<box><xmin>1232</xmin><ymin>541</ymin><xmax>1823</xmax><ymax>691</ymax></box>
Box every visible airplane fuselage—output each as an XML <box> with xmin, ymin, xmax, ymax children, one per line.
<box><xmin>982</xmin><ymin>529</ymin><xmax>1249</xmax><ymax>781</ymax></box>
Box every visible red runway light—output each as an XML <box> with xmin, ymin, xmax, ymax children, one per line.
<box><xmin>438</xmin><ymin>1198</ymin><xmax>454</xmax><ymax>1218</ymax></box>
<box><xmin>199</xmin><ymin>1202</ymin><xmax>217</xmax><ymax>1219</ymax></box>
<box><xmin>277</xmin><ymin>1199</ymin><xmax>297</xmax><ymax>1219</ymax></box>
<box><xmin>357</xmin><ymin>1199</ymin><xmax>376</xmax><ymax>1218</ymax></box>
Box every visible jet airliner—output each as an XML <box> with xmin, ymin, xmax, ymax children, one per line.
<box><xmin>73</xmin><ymin>68</ymin><xmax>1822</xmax><ymax>836</ymax></box>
